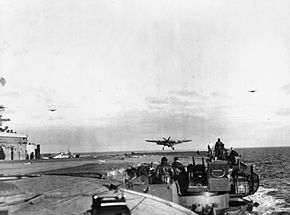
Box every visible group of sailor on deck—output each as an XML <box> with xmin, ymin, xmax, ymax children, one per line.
<box><xmin>154</xmin><ymin>138</ymin><xmax>241</xmax><ymax>185</ymax></box>
<box><xmin>208</xmin><ymin>138</ymin><xmax>240</xmax><ymax>165</ymax></box>
<box><xmin>125</xmin><ymin>139</ymin><xmax>258</xmax><ymax>215</ymax></box>
<box><xmin>154</xmin><ymin>156</ymin><xmax>184</xmax><ymax>184</ymax></box>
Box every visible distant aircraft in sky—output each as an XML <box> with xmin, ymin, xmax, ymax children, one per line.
<box><xmin>48</xmin><ymin>108</ymin><xmax>57</xmax><ymax>112</ymax></box>
<box><xmin>248</xmin><ymin>90</ymin><xmax>257</xmax><ymax>93</ymax></box>
<box><xmin>145</xmin><ymin>137</ymin><xmax>192</xmax><ymax>150</ymax></box>
<box><xmin>0</xmin><ymin>77</ymin><xmax>6</xmax><ymax>87</ymax></box>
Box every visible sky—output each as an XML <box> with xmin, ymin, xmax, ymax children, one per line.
<box><xmin>1</xmin><ymin>0</ymin><xmax>290</xmax><ymax>152</ymax></box>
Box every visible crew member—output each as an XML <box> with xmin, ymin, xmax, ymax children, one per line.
<box><xmin>155</xmin><ymin>157</ymin><xmax>174</xmax><ymax>184</ymax></box>
<box><xmin>228</xmin><ymin>148</ymin><xmax>239</xmax><ymax>165</ymax></box>
<box><xmin>172</xmin><ymin>157</ymin><xmax>188</xmax><ymax>194</ymax></box>
<box><xmin>172</xmin><ymin>157</ymin><xmax>185</xmax><ymax>178</ymax></box>
<box><xmin>214</xmin><ymin>138</ymin><xmax>225</xmax><ymax>160</ymax></box>
<box><xmin>208</xmin><ymin>141</ymin><xmax>214</xmax><ymax>160</ymax></box>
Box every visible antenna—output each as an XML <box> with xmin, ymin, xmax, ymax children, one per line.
<box><xmin>0</xmin><ymin>106</ymin><xmax>10</xmax><ymax>130</ymax></box>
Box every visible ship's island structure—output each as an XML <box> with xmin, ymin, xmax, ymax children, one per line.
<box><xmin>0</xmin><ymin>105</ymin><xmax>40</xmax><ymax>160</ymax></box>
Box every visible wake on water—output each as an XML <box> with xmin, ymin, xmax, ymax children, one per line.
<box><xmin>249</xmin><ymin>186</ymin><xmax>289</xmax><ymax>215</ymax></box>
<box><xmin>237</xmin><ymin>147</ymin><xmax>290</xmax><ymax>215</ymax></box>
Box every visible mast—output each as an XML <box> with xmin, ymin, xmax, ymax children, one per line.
<box><xmin>0</xmin><ymin>106</ymin><xmax>10</xmax><ymax>132</ymax></box>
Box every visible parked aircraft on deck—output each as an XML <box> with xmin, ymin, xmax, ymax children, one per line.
<box><xmin>53</xmin><ymin>150</ymin><xmax>80</xmax><ymax>159</ymax></box>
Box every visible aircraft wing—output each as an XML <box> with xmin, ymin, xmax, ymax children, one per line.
<box><xmin>146</xmin><ymin>140</ymin><xmax>158</xmax><ymax>143</ymax></box>
<box><xmin>174</xmin><ymin>140</ymin><xmax>192</xmax><ymax>144</ymax></box>
<box><xmin>145</xmin><ymin>140</ymin><xmax>167</xmax><ymax>145</ymax></box>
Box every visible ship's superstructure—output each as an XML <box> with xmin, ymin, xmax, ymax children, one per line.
<box><xmin>0</xmin><ymin>106</ymin><xmax>37</xmax><ymax>160</ymax></box>
<box><xmin>0</xmin><ymin>132</ymin><xmax>28</xmax><ymax>160</ymax></box>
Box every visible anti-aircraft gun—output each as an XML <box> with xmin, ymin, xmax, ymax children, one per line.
<box><xmin>125</xmin><ymin>148</ymin><xmax>259</xmax><ymax>215</ymax></box>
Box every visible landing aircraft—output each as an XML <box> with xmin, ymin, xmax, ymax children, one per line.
<box><xmin>248</xmin><ymin>90</ymin><xmax>257</xmax><ymax>93</ymax></box>
<box><xmin>145</xmin><ymin>137</ymin><xmax>192</xmax><ymax>150</ymax></box>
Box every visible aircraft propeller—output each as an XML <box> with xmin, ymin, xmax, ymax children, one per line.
<box><xmin>163</xmin><ymin>137</ymin><xmax>171</xmax><ymax>141</ymax></box>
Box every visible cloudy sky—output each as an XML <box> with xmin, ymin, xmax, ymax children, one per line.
<box><xmin>1</xmin><ymin>0</ymin><xmax>290</xmax><ymax>152</ymax></box>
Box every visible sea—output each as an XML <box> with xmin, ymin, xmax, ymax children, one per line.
<box><xmin>237</xmin><ymin>147</ymin><xmax>290</xmax><ymax>215</ymax></box>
